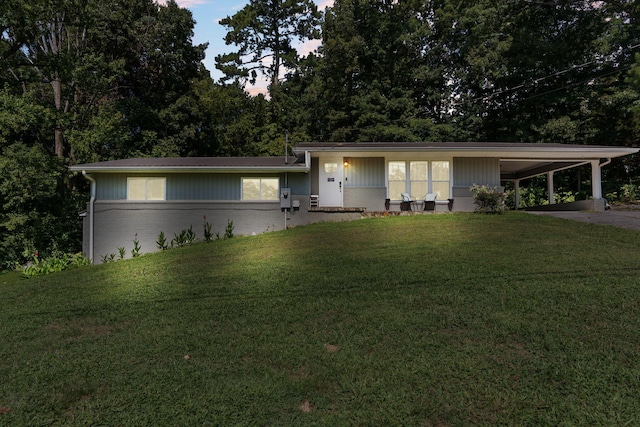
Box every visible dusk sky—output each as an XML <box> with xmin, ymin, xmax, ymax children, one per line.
<box><xmin>162</xmin><ymin>0</ymin><xmax>334</xmax><ymax>94</ymax></box>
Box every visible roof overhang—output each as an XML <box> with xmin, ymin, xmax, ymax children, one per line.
<box><xmin>294</xmin><ymin>142</ymin><xmax>639</xmax><ymax>181</ymax></box>
<box><xmin>293</xmin><ymin>142</ymin><xmax>638</xmax><ymax>160</ymax></box>
<box><xmin>69</xmin><ymin>156</ymin><xmax>310</xmax><ymax>174</ymax></box>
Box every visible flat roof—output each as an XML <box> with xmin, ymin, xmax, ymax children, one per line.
<box><xmin>293</xmin><ymin>142</ymin><xmax>638</xmax><ymax>159</ymax></box>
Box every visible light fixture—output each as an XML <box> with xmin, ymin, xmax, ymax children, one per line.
<box><xmin>343</xmin><ymin>160</ymin><xmax>349</xmax><ymax>167</ymax></box>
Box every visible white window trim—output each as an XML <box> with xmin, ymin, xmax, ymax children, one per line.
<box><xmin>386</xmin><ymin>160</ymin><xmax>451</xmax><ymax>200</ymax></box>
<box><xmin>127</xmin><ymin>177</ymin><xmax>166</xmax><ymax>201</ymax></box>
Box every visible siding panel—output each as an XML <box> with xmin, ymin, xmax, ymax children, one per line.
<box><xmin>453</xmin><ymin>158</ymin><xmax>500</xmax><ymax>187</ymax></box>
<box><xmin>345</xmin><ymin>157</ymin><xmax>384</xmax><ymax>187</ymax></box>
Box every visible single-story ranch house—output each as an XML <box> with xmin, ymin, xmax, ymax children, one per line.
<box><xmin>70</xmin><ymin>142</ymin><xmax>638</xmax><ymax>262</ymax></box>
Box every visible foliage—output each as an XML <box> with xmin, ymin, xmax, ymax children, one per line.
<box><xmin>216</xmin><ymin>0</ymin><xmax>321</xmax><ymax>89</ymax></box>
<box><xmin>0</xmin><ymin>143</ymin><xmax>83</xmax><ymax>267</ymax></box>
<box><xmin>171</xmin><ymin>226</ymin><xmax>197</xmax><ymax>248</ymax></box>
<box><xmin>156</xmin><ymin>231</ymin><xmax>168</xmax><ymax>250</ymax></box>
<box><xmin>224</xmin><ymin>220</ymin><xmax>235</xmax><ymax>239</ymax></box>
<box><xmin>470</xmin><ymin>184</ymin><xmax>506</xmax><ymax>214</ymax></box>
<box><xmin>131</xmin><ymin>234</ymin><xmax>141</xmax><ymax>258</ymax></box>
<box><xmin>3</xmin><ymin>215</ymin><xmax>640</xmax><ymax>424</ymax></box>
<box><xmin>606</xmin><ymin>183</ymin><xmax>639</xmax><ymax>205</ymax></box>
<box><xmin>23</xmin><ymin>251</ymin><xmax>90</xmax><ymax>277</ymax></box>
<box><xmin>101</xmin><ymin>253</ymin><xmax>116</xmax><ymax>263</ymax></box>
<box><xmin>117</xmin><ymin>247</ymin><xmax>126</xmax><ymax>260</ymax></box>
<box><xmin>203</xmin><ymin>217</ymin><xmax>213</xmax><ymax>242</ymax></box>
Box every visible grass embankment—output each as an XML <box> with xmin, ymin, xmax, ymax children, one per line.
<box><xmin>1</xmin><ymin>213</ymin><xmax>639</xmax><ymax>425</ymax></box>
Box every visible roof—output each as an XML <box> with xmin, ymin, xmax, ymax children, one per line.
<box><xmin>70</xmin><ymin>155</ymin><xmax>309</xmax><ymax>173</ymax></box>
<box><xmin>293</xmin><ymin>142</ymin><xmax>639</xmax><ymax>160</ymax></box>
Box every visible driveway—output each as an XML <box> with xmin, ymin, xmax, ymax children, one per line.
<box><xmin>527</xmin><ymin>208</ymin><xmax>640</xmax><ymax>231</ymax></box>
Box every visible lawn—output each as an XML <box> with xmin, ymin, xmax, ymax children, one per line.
<box><xmin>1</xmin><ymin>213</ymin><xmax>639</xmax><ymax>426</ymax></box>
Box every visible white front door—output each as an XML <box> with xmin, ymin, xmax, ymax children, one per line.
<box><xmin>319</xmin><ymin>157</ymin><xmax>343</xmax><ymax>207</ymax></box>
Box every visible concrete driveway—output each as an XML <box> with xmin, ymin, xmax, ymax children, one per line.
<box><xmin>527</xmin><ymin>208</ymin><xmax>640</xmax><ymax>231</ymax></box>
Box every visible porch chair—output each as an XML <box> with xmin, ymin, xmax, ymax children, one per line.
<box><xmin>423</xmin><ymin>193</ymin><xmax>437</xmax><ymax>211</ymax></box>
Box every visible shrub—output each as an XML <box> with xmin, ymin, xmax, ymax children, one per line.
<box><xmin>23</xmin><ymin>252</ymin><xmax>90</xmax><ymax>277</ymax></box>
<box><xmin>470</xmin><ymin>184</ymin><xmax>506</xmax><ymax>214</ymax></box>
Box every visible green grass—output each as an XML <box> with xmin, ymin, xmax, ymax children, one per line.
<box><xmin>1</xmin><ymin>212</ymin><xmax>640</xmax><ymax>425</ymax></box>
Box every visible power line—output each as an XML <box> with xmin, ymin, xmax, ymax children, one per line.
<box><xmin>476</xmin><ymin>43</ymin><xmax>640</xmax><ymax>102</ymax></box>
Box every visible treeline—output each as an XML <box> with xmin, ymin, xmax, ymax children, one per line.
<box><xmin>1</xmin><ymin>0</ymin><xmax>639</xmax><ymax>266</ymax></box>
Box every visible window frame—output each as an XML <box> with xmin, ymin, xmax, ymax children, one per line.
<box><xmin>386</xmin><ymin>160</ymin><xmax>451</xmax><ymax>200</ymax></box>
<box><xmin>127</xmin><ymin>177</ymin><xmax>166</xmax><ymax>201</ymax></box>
<box><xmin>241</xmin><ymin>177</ymin><xmax>280</xmax><ymax>201</ymax></box>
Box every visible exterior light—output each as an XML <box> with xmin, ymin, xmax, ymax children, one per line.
<box><xmin>343</xmin><ymin>160</ymin><xmax>349</xmax><ymax>167</ymax></box>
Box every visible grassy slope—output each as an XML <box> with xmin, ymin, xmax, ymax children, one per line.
<box><xmin>1</xmin><ymin>213</ymin><xmax>639</xmax><ymax>426</ymax></box>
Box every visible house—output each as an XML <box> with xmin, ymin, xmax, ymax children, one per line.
<box><xmin>70</xmin><ymin>142</ymin><xmax>638</xmax><ymax>262</ymax></box>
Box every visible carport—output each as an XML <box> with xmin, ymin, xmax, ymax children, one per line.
<box><xmin>498</xmin><ymin>144</ymin><xmax>638</xmax><ymax>211</ymax></box>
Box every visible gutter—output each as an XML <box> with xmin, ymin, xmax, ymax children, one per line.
<box><xmin>82</xmin><ymin>170</ymin><xmax>96</xmax><ymax>263</ymax></box>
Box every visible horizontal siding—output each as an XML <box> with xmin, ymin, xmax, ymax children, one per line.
<box><xmin>95</xmin><ymin>172</ymin><xmax>309</xmax><ymax>201</ymax></box>
<box><xmin>453</xmin><ymin>158</ymin><xmax>500</xmax><ymax>187</ymax></box>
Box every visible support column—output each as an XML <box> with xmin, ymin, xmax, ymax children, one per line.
<box><xmin>514</xmin><ymin>179</ymin><xmax>521</xmax><ymax>210</ymax></box>
<box><xmin>547</xmin><ymin>172</ymin><xmax>554</xmax><ymax>205</ymax></box>
<box><xmin>591</xmin><ymin>160</ymin><xmax>602</xmax><ymax>199</ymax></box>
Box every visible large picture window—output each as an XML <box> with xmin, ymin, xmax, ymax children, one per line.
<box><xmin>242</xmin><ymin>178</ymin><xmax>279</xmax><ymax>201</ymax></box>
<box><xmin>127</xmin><ymin>177</ymin><xmax>166</xmax><ymax>201</ymax></box>
<box><xmin>387</xmin><ymin>161</ymin><xmax>450</xmax><ymax>200</ymax></box>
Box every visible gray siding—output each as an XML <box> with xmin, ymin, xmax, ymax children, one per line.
<box><xmin>345</xmin><ymin>157</ymin><xmax>385</xmax><ymax>187</ymax></box>
<box><xmin>88</xmin><ymin>199</ymin><xmax>362</xmax><ymax>262</ymax></box>
<box><xmin>344</xmin><ymin>187</ymin><xmax>387</xmax><ymax>211</ymax></box>
<box><xmin>95</xmin><ymin>172</ymin><xmax>308</xmax><ymax>201</ymax></box>
<box><xmin>453</xmin><ymin>157</ymin><xmax>500</xmax><ymax>187</ymax></box>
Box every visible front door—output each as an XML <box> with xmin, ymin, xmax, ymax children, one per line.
<box><xmin>319</xmin><ymin>157</ymin><xmax>343</xmax><ymax>207</ymax></box>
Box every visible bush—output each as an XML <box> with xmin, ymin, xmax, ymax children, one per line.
<box><xmin>470</xmin><ymin>184</ymin><xmax>506</xmax><ymax>214</ymax></box>
<box><xmin>23</xmin><ymin>251</ymin><xmax>90</xmax><ymax>277</ymax></box>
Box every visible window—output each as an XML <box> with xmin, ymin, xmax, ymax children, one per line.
<box><xmin>388</xmin><ymin>161</ymin><xmax>406</xmax><ymax>201</ymax></box>
<box><xmin>410</xmin><ymin>161</ymin><xmax>428</xmax><ymax>199</ymax></box>
<box><xmin>242</xmin><ymin>178</ymin><xmax>279</xmax><ymax>200</ymax></box>
<box><xmin>127</xmin><ymin>177</ymin><xmax>166</xmax><ymax>201</ymax></box>
<box><xmin>387</xmin><ymin>161</ymin><xmax>450</xmax><ymax>200</ymax></box>
<box><xmin>432</xmin><ymin>161</ymin><xmax>450</xmax><ymax>200</ymax></box>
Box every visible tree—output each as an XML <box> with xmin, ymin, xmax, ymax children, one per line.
<box><xmin>216</xmin><ymin>0</ymin><xmax>321</xmax><ymax>90</ymax></box>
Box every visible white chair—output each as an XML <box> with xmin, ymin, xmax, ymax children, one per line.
<box><xmin>424</xmin><ymin>193</ymin><xmax>437</xmax><ymax>211</ymax></box>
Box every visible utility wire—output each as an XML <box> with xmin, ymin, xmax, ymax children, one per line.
<box><xmin>476</xmin><ymin>43</ymin><xmax>640</xmax><ymax>101</ymax></box>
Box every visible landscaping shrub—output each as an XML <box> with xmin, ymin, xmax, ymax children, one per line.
<box><xmin>470</xmin><ymin>184</ymin><xmax>506</xmax><ymax>214</ymax></box>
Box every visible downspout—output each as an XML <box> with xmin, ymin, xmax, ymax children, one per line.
<box><xmin>82</xmin><ymin>170</ymin><xmax>96</xmax><ymax>263</ymax></box>
<box><xmin>600</xmin><ymin>158</ymin><xmax>612</xmax><ymax>168</ymax></box>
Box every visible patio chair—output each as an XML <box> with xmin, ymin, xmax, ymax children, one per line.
<box><xmin>424</xmin><ymin>193</ymin><xmax>437</xmax><ymax>211</ymax></box>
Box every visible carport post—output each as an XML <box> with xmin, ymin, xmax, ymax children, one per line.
<box><xmin>514</xmin><ymin>179</ymin><xmax>520</xmax><ymax>210</ymax></box>
<box><xmin>591</xmin><ymin>160</ymin><xmax>602</xmax><ymax>199</ymax></box>
<box><xmin>547</xmin><ymin>172</ymin><xmax>554</xmax><ymax>204</ymax></box>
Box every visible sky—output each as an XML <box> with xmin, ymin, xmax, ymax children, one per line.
<box><xmin>162</xmin><ymin>0</ymin><xmax>334</xmax><ymax>95</ymax></box>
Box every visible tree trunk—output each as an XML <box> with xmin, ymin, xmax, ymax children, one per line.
<box><xmin>51</xmin><ymin>78</ymin><xmax>65</xmax><ymax>158</ymax></box>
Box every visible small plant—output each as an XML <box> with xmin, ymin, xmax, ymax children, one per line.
<box><xmin>203</xmin><ymin>216</ymin><xmax>213</xmax><ymax>242</ymax></box>
<box><xmin>224</xmin><ymin>219</ymin><xmax>235</xmax><ymax>239</ymax></box>
<box><xmin>156</xmin><ymin>231</ymin><xmax>168</xmax><ymax>250</ymax></box>
<box><xmin>185</xmin><ymin>225</ymin><xmax>196</xmax><ymax>244</ymax></box>
<box><xmin>172</xmin><ymin>226</ymin><xmax>197</xmax><ymax>248</ymax></box>
<box><xmin>470</xmin><ymin>184</ymin><xmax>506</xmax><ymax>214</ymax></box>
<box><xmin>101</xmin><ymin>253</ymin><xmax>116</xmax><ymax>264</ymax></box>
<box><xmin>117</xmin><ymin>247</ymin><xmax>126</xmax><ymax>260</ymax></box>
<box><xmin>620</xmin><ymin>183</ymin><xmax>638</xmax><ymax>204</ymax></box>
<box><xmin>131</xmin><ymin>234</ymin><xmax>141</xmax><ymax>258</ymax></box>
